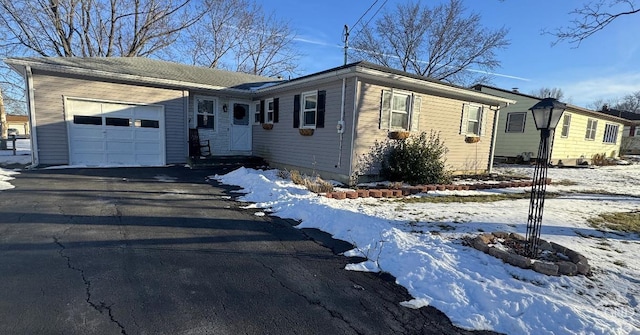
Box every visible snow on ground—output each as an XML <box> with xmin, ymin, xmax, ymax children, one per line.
<box><xmin>0</xmin><ymin>139</ymin><xmax>29</xmax><ymax>190</ymax></box>
<box><xmin>215</xmin><ymin>165</ymin><xmax>640</xmax><ymax>335</ymax></box>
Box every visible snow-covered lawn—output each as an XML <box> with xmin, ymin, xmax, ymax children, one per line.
<box><xmin>215</xmin><ymin>165</ymin><xmax>640</xmax><ymax>335</ymax></box>
<box><xmin>0</xmin><ymin>138</ymin><xmax>29</xmax><ymax>190</ymax></box>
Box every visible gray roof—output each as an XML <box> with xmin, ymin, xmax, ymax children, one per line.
<box><xmin>4</xmin><ymin>57</ymin><xmax>279</xmax><ymax>90</ymax></box>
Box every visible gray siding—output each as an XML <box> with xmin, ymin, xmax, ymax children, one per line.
<box><xmin>187</xmin><ymin>92</ymin><xmax>253</xmax><ymax>156</ymax></box>
<box><xmin>31</xmin><ymin>70</ymin><xmax>188</xmax><ymax>165</ymax></box>
<box><xmin>253</xmin><ymin>78</ymin><xmax>356</xmax><ymax>183</ymax></box>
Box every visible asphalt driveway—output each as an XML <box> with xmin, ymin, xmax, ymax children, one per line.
<box><xmin>0</xmin><ymin>166</ymin><xmax>495</xmax><ymax>334</ymax></box>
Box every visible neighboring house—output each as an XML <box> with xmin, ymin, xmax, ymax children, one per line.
<box><xmin>5</xmin><ymin>57</ymin><xmax>514</xmax><ymax>184</ymax></box>
<box><xmin>3</xmin><ymin>114</ymin><xmax>30</xmax><ymax>137</ymax></box>
<box><xmin>473</xmin><ymin>85</ymin><xmax>629</xmax><ymax>165</ymax></box>
<box><xmin>597</xmin><ymin>107</ymin><xmax>640</xmax><ymax>155</ymax></box>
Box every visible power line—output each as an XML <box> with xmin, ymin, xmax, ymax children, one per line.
<box><xmin>350</xmin><ymin>0</ymin><xmax>379</xmax><ymax>33</ymax></box>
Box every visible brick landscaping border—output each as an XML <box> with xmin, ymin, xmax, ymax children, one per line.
<box><xmin>325</xmin><ymin>179</ymin><xmax>550</xmax><ymax>200</ymax></box>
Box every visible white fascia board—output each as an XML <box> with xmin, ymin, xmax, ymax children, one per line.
<box><xmin>4</xmin><ymin>58</ymin><xmax>249</xmax><ymax>94</ymax></box>
<box><xmin>255</xmin><ymin>67</ymin><xmax>356</xmax><ymax>94</ymax></box>
<box><xmin>355</xmin><ymin>67</ymin><xmax>516</xmax><ymax>107</ymax></box>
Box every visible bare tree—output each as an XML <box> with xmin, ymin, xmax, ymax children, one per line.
<box><xmin>614</xmin><ymin>90</ymin><xmax>640</xmax><ymax>112</ymax></box>
<box><xmin>0</xmin><ymin>0</ymin><xmax>207</xmax><ymax>57</ymax></box>
<box><xmin>547</xmin><ymin>0</ymin><xmax>640</xmax><ymax>46</ymax></box>
<box><xmin>350</xmin><ymin>0</ymin><xmax>509</xmax><ymax>85</ymax></box>
<box><xmin>530</xmin><ymin>87</ymin><xmax>565</xmax><ymax>100</ymax></box>
<box><xmin>185</xmin><ymin>0</ymin><xmax>299</xmax><ymax>78</ymax></box>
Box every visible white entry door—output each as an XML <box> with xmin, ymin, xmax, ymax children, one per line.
<box><xmin>229</xmin><ymin>102</ymin><xmax>252</xmax><ymax>151</ymax></box>
<box><xmin>66</xmin><ymin>98</ymin><xmax>165</xmax><ymax>166</ymax></box>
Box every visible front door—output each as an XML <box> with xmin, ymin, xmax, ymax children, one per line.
<box><xmin>229</xmin><ymin>102</ymin><xmax>251</xmax><ymax>151</ymax></box>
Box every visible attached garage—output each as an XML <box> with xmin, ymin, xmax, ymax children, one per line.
<box><xmin>65</xmin><ymin>98</ymin><xmax>166</xmax><ymax>166</ymax></box>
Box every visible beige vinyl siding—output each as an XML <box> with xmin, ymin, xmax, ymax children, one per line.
<box><xmin>253</xmin><ymin>78</ymin><xmax>355</xmax><ymax>183</ymax></box>
<box><xmin>353</xmin><ymin>80</ymin><xmax>495</xmax><ymax>176</ymax></box>
<box><xmin>551</xmin><ymin>111</ymin><xmax>625</xmax><ymax>164</ymax></box>
<box><xmin>31</xmin><ymin>70</ymin><xmax>187</xmax><ymax>165</ymax></box>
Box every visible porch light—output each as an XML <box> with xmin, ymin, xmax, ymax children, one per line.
<box><xmin>223</xmin><ymin>104</ymin><xmax>228</xmax><ymax>113</ymax></box>
<box><xmin>530</xmin><ymin>98</ymin><xmax>566</xmax><ymax>132</ymax></box>
<box><xmin>525</xmin><ymin>97</ymin><xmax>566</xmax><ymax>258</ymax></box>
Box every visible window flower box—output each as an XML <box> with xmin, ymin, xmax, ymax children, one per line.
<box><xmin>465</xmin><ymin>136</ymin><xmax>480</xmax><ymax>143</ymax></box>
<box><xmin>262</xmin><ymin>123</ymin><xmax>273</xmax><ymax>130</ymax></box>
<box><xmin>388</xmin><ymin>130</ymin><xmax>410</xmax><ymax>140</ymax></box>
<box><xmin>299</xmin><ymin>128</ymin><xmax>314</xmax><ymax>136</ymax></box>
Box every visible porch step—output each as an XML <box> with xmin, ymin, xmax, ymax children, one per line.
<box><xmin>188</xmin><ymin>155</ymin><xmax>268</xmax><ymax>170</ymax></box>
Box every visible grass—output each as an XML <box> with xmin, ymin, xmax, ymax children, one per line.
<box><xmin>393</xmin><ymin>192</ymin><xmax>559</xmax><ymax>204</ymax></box>
<box><xmin>553</xmin><ymin>179</ymin><xmax>579</xmax><ymax>186</ymax></box>
<box><xmin>587</xmin><ymin>211</ymin><xmax>640</xmax><ymax>234</ymax></box>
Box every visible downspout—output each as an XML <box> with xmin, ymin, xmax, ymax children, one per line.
<box><xmin>487</xmin><ymin>104</ymin><xmax>505</xmax><ymax>174</ymax></box>
<box><xmin>25</xmin><ymin>66</ymin><xmax>39</xmax><ymax>167</ymax></box>
<box><xmin>348</xmin><ymin>77</ymin><xmax>359</xmax><ymax>184</ymax></box>
<box><xmin>337</xmin><ymin>78</ymin><xmax>347</xmax><ymax>167</ymax></box>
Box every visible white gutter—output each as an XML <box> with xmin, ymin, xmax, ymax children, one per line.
<box><xmin>348</xmin><ymin>77</ymin><xmax>359</xmax><ymax>184</ymax></box>
<box><xmin>337</xmin><ymin>77</ymin><xmax>347</xmax><ymax>168</ymax></box>
<box><xmin>25</xmin><ymin>65</ymin><xmax>39</xmax><ymax>167</ymax></box>
<box><xmin>356</xmin><ymin>67</ymin><xmax>516</xmax><ymax>106</ymax></box>
<box><xmin>257</xmin><ymin>67</ymin><xmax>356</xmax><ymax>94</ymax></box>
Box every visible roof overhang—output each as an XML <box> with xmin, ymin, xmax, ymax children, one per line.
<box><xmin>4</xmin><ymin>58</ymin><xmax>252</xmax><ymax>95</ymax></box>
<box><xmin>256</xmin><ymin>63</ymin><xmax>515</xmax><ymax>107</ymax></box>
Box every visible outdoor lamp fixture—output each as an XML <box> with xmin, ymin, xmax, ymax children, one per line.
<box><xmin>223</xmin><ymin>104</ymin><xmax>228</xmax><ymax>113</ymax></box>
<box><xmin>525</xmin><ymin>98</ymin><xmax>567</xmax><ymax>257</ymax></box>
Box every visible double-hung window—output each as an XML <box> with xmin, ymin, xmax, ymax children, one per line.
<box><xmin>585</xmin><ymin>118</ymin><xmax>597</xmax><ymax>140</ymax></box>
<box><xmin>602</xmin><ymin>124</ymin><xmax>619</xmax><ymax>144</ymax></box>
<box><xmin>380</xmin><ymin>89</ymin><xmax>421</xmax><ymax>131</ymax></box>
<box><xmin>301</xmin><ymin>91</ymin><xmax>317</xmax><ymax>128</ymax></box>
<box><xmin>505</xmin><ymin>112</ymin><xmax>526</xmax><ymax>133</ymax></box>
<box><xmin>196</xmin><ymin>96</ymin><xmax>216</xmax><ymax>129</ymax></box>
<box><xmin>560</xmin><ymin>114</ymin><xmax>571</xmax><ymax>138</ymax></box>
<box><xmin>461</xmin><ymin>104</ymin><xmax>484</xmax><ymax>136</ymax></box>
<box><xmin>265</xmin><ymin>98</ymin><xmax>275</xmax><ymax>124</ymax></box>
<box><xmin>254</xmin><ymin>102</ymin><xmax>261</xmax><ymax>124</ymax></box>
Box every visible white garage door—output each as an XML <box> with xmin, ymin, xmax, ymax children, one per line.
<box><xmin>66</xmin><ymin>98</ymin><xmax>166</xmax><ymax>166</ymax></box>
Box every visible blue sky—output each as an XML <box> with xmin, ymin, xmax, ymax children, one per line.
<box><xmin>255</xmin><ymin>0</ymin><xmax>640</xmax><ymax>108</ymax></box>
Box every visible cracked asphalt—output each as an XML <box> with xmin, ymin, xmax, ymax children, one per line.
<box><xmin>0</xmin><ymin>166</ymin><xmax>498</xmax><ymax>334</ymax></box>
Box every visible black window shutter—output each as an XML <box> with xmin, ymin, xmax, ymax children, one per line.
<box><xmin>293</xmin><ymin>94</ymin><xmax>300</xmax><ymax>128</ymax></box>
<box><xmin>259</xmin><ymin>100</ymin><xmax>265</xmax><ymax>123</ymax></box>
<box><xmin>273</xmin><ymin>98</ymin><xmax>279</xmax><ymax>123</ymax></box>
<box><xmin>317</xmin><ymin>90</ymin><xmax>326</xmax><ymax>128</ymax></box>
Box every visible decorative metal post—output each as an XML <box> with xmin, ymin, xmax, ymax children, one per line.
<box><xmin>525</xmin><ymin>98</ymin><xmax>566</xmax><ymax>258</ymax></box>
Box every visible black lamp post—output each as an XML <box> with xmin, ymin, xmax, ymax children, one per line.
<box><xmin>526</xmin><ymin>98</ymin><xmax>567</xmax><ymax>257</ymax></box>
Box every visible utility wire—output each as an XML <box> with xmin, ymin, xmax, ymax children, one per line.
<box><xmin>350</xmin><ymin>0</ymin><xmax>379</xmax><ymax>33</ymax></box>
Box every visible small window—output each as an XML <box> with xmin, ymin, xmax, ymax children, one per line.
<box><xmin>585</xmin><ymin>118</ymin><xmax>597</xmax><ymax>140</ymax></box>
<box><xmin>466</xmin><ymin>105</ymin><xmax>482</xmax><ymax>135</ymax></box>
<box><xmin>301</xmin><ymin>91</ymin><xmax>317</xmax><ymax>128</ymax></box>
<box><xmin>390</xmin><ymin>92</ymin><xmax>410</xmax><ymax>129</ymax></box>
<box><xmin>254</xmin><ymin>102</ymin><xmax>261</xmax><ymax>124</ymax></box>
<box><xmin>603</xmin><ymin>124</ymin><xmax>619</xmax><ymax>144</ymax></box>
<box><xmin>135</xmin><ymin>119</ymin><xmax>159</xmax><ymax>128</ymax></box>
<box><xmin>265</xmin><ymin>98</ymin><xmax>275</xmax><ymax>124</ymax></box>
<box><xmin>560</xmin><ymin>114</ymin><xmax>571</xmax><ymax>138</ymax></box>
<box><xmin>73</xmin><ymin>115</ymin><xmax>102</xmax><ymax>125</ymax></box>
<box><xmin>505</xmin><ymin>112</ymin><xmax>526</xmax><ymax>133</ymax></box>
<box><xmin>196</xmin><ymin>97</ymin><xmax>215</xmax><ymax>129</ymax></box>
<box><xmin>105</xmin><ymin>117</ymin><xmax>130</xmax><ymax>127</ymax></box>
<box><xmin>380</xmin><ymin>90</ymin><xmax>416</xmax><ymax>131</ymax></box>
<box><xmin>635</xmin><ymin>127</ymin><xmax>640</xmax><ymax>137</ymax></box>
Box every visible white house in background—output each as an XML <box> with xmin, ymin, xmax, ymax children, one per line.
<box><xmin>473</xmin><ymin>85</ymin><xmax>629</xmax><ymax>165</ymax></box>
<box><xmin>5</xmin><ymin>57</ymin><xmax>514</xmax><ymax>184</ymax></box>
